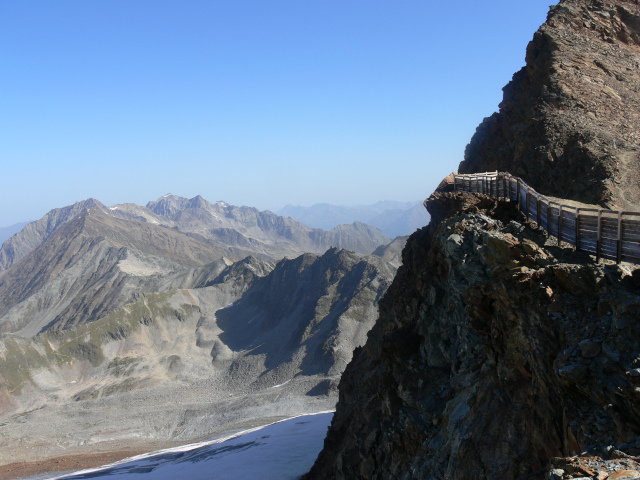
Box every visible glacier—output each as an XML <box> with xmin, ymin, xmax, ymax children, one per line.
<box><xmin>38</xmin><ymin>412</ymin><xmax>333</xmax><ymax>480</ymax></box>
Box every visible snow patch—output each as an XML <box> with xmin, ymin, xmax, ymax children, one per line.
<box><xmin>47</xmin><ymin>412</ymin><xmax>334</xmax><ymax>480</ymax></box>
<box><xmin>272</xmin><ymin>379</ymin><xmax>291</xmax><ymax>388</ymax></box>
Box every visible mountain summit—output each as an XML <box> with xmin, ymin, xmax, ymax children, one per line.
<box><xmin>460</xmin><ymin>0</ymin><xmax>640</xmax><ymax>210</ymax></box>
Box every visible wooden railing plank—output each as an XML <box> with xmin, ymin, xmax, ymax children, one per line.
<box><xmin>622</xmin><ymin>220</ymin><xmax>640</xmax><ymax>233</ymax></box>
<box><xmin>579</xmin><ymin>217</ymin><xmax>599</xmax><ymax>227</ymax></box>
<box><xmin>622</xmin><ymin>242</ymin><xmax>640</xmax><ymax>255</ymax></box>
<box><xmin>617</xmin><ymin>211</ymin><xmax>623</xmax><ymax>264</ymax></box>
<box><xmin>622</xmin><ymin>231</ymin><xmax>640</xmax><ymax>242</ymax></box>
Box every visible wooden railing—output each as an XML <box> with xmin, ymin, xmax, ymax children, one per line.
<box><xmin>454</xmin><ymin>172</ymin><xmax>640</xmax><ymax>264</ymax></box>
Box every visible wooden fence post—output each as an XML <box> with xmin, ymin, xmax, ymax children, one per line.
<box><xmin>596</xmin><ymin>210</ymin><xmax>602</xmax><ymax>263</ymax></box>
<box><xmin>558</xmin><ymin>205</ymin><xmax>563</xmax><ymax>244</ymax></box>
<box><xmin>503</xmin><ymin>174</ymin><xmax>507</xmax><ymax>200</ymax></box>
<box><xmin>546</xmin><ymin>199</ymin><xmax>550</xmax><ymax>232</ymax></box>
<box><xmin>575</xmin><ymin>209</ymin><xmax>580</xmax><ymax>251</ymax></box>
<box><xmin>617</xmin><ymin>211</ymin><xmax>623</xmax><ymax>264</ymax></box>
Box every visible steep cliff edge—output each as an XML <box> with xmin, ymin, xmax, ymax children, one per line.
<box><xmin>304</xmin><ymin>1</ymin><xmax>640</xmax><ymax>477</ymax></box>
<box><xmin>459</xmin><ymin>0</ymin><xmax>640</xmax><ymax>210</ymax></box>
<box><xmin>305</xmin><ymin>192</ymin><xmax>640</xmax><ymax>479</ymax></box>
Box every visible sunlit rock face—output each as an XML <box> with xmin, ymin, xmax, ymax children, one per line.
<box><xmin>460</xmin><ymin>0</ymin><xmax>640</xmax><ymax>211</ymax></box>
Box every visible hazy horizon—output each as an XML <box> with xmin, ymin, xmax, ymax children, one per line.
<box><xmin>2</xmin><ymin>1</ymin><xmax>556</xmax><ymax>226</ymax></box>
<box><xmin>0</xmin><ymin>196</ymin><xmax>426</xmax><ymax>230</ymax></box>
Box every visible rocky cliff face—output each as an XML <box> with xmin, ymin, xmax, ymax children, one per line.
<box><xmin>305</xmin><ymin>2</ymin><xmax>640</xmax><ymax>477</ymax></box>
<box><xmin>459</xmin><ymin>0</ymin><xmax>640</xmax><ymax>210</ymax></box>
<box><xmin>304</xmin><ymin>192</ymin><xmax>640</xmax><ymax>479</ymax></box>
<box><xmin>216</xmin><ymin>248</ymin><xmax>395</xmax><ymax>384</ymax></box>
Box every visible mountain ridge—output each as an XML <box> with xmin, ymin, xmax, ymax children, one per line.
<box><xmin>0</xmin><ymin>198</ymin><xmax>107</xmax><ymax>272</ymax></box>
<box><xmin>0</xmin><ymin>208</ymin><xmax>232</xmax><ymax>335</ymax></box>
<box><xmin>277</xmin><ymin>201</ymin><xmax>430</xmax><ymax>238</ymax></box>
<box><xmin>0</xmin><ymin>222</ymin><xmax>29</xmax><ymax>246</ymax></box>
<box><xmin>0</xmin><ymin>194</ymin><xmax>390</xmax><ymax>274</ymax></box>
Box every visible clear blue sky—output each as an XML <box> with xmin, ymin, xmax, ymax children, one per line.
<box><xmin>1</xmin><ymin>1</ymin><xmax>556</xmax><ymax>227</ymax></box>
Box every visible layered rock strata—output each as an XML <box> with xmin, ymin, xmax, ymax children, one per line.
<box><xmin>459</xmin><ymin>0</ymin><xmax>640</xmax><ymax>210</ymax></box>
<box><xmin>304</xmin><ymin>191</ymin><xmax>640</xmax><ymax>479</ymax></box>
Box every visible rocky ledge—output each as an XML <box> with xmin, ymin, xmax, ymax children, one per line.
<box><xmin>304</xmin><ymin>191</ymin><xmax>640</xmax><ymax>479</ymax></box>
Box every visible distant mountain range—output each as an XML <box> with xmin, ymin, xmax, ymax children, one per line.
<box><xmin>0</xmin><ymin>195</ymin><xmax>390</xmax><ymax>273</ymax></box>
<box><xmin>0</xmin><ymin>195</ymin><xmax>395</xmax><ymax>334</ymax></box>
<box><xmin>277</xmin><ymin>200</ymin><xmax>430</xmax><ymax>238</ymax></box>
<box><xmin>0</xmin><ymin>194</ymin><xmax>401</xmax><ymax>466</ymax></box>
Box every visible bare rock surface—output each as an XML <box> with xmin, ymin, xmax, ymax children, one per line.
<box><xmin>0</xmin><ymin>247</ymin><xmax>395</xmax><ymax>467</ymax></box>
<box><xmin>0</xmin><ymin>222</ymin><xmax>29</xmax><ymax>247</ymax></box>
<box><xmin>460</xmin><ymin>0</ymin><xmax>640</xmax><ymax>210</ymax></box>
<box><xmin>304</xmin><ymin>192</ymin><xmax>640</xmax><ymax>479</ymax></box>
<box><xmin>0</xmin><ymin>199</ymin><xmax>107</xmax><ymax>272</ymax></box>
<box><xmin>370</xmin><ymin>235</ymin><xmax>408</xmax><ymax>269</ymax></box>
<box><xmin>0</xmin><ymin>209</ymin><xmax>233</xmax><ymax>335</ymax></box>
<box><xmin>0</xmin><ymin>193</ymin><xmax>390</xmax><ymax>336</ymax></box>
